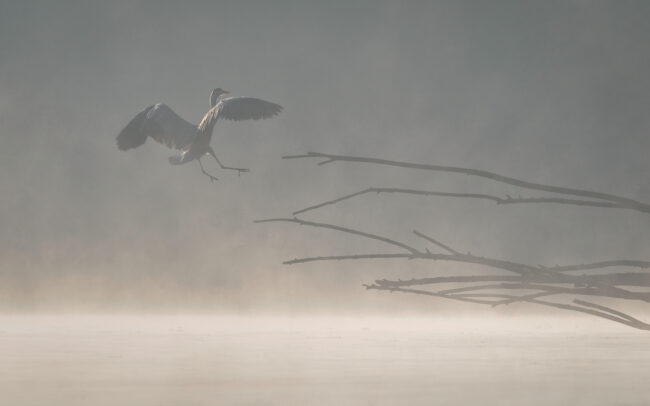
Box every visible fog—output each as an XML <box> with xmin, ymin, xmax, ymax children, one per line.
<box><xmin>3</xmin><ymin>315</ymin><xmax>649</xmax><ymax>406</ymax></box>
<box><xmin>1</xmin><ymin>0</ymin><xmax>649</xmax><ymax>313</ymax></box>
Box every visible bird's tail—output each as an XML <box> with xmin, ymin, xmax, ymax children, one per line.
<box><xmin>116</xmin><ymin>106</ymin><xmax>152</xmax><ymax>151</ymax></box>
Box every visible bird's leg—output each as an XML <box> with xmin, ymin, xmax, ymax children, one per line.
<box><xmin>208</xmin><ymin>148</ymin><xmax>249</xmax><ymax>176</ymax></box>
<box><xmin>198</xmin><ymin>158</ymin><xmax>219</xmax><ymax>183</ymax></box>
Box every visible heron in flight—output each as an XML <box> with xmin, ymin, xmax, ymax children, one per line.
<box><xmin>117</xmin><ymin>88</ymin><xmax>282</xmax><ymax>181</ymax></box>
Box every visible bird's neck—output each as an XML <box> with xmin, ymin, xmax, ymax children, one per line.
<box><xmin>210</xmin><ymin>93</ymin><xmax>222</xmax><ymax>108</ymax></box>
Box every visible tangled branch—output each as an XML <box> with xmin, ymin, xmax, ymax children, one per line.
<box><xmin>258</xmin><ymin>152</ymin><xmax>650</xmax><ymax>330</ymax></box>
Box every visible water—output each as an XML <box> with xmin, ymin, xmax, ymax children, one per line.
<box><xmin>1</xmin><ymin>315</ymin><xmax>648</xmax><ymax>405</ymax></box>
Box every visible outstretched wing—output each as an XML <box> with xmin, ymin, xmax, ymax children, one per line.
<box><xmin>117</xmin><ymin>104</ymin><xmax>197</xmax><ymax>151</ymax></box>
<box><xmin>217</xmin><ymin>97</ymin><xmax>283</xmax><ymax>121</ymax></box>
<box><xmin>198</xmin><ymin>97</ymin><xmax>283</xmax><ymax>132</ymax></box>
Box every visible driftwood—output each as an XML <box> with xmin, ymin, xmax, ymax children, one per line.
<box><xmin>257</xmin><ymin>152</ymin><xmax>650</xmax><ymax>330</ymax></box>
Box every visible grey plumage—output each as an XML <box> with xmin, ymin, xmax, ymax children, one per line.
<box><xmin>215</xmin><ymin>97</ymin><xmax>283</xmax><ymax>121</ymax></box>
<box><xmin>198</xmin><ymin>97</ymin><xmax>283</xmax><ymax>133</ymax></box>
<box><xmin>117</xmin><ymin>103</ymin><xmax>196</xmax><ymax>151</ymax></box>
<box><xmin>116</xmin><ymin>106</ymin><xmax>153</xmax><ymax>151</ymax></box>
<box><xmin>117</xmin><ymin>88</ymin><xmax>282</xmax><ymax>181</ymax></box>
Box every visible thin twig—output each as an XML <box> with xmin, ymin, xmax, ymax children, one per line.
<box><xmin>554</xmin><ymin>260</ymin><xmax>650</xmax><ymax>273</ymax></box>
<box><xmin>284</xmin><ymin>253</ymin><xmax>413</xmax><ymax>265</ymax></box>
<box><xmin>413</xmin><ymin>230</ymin><xmax>460</xmax><ymax>254</ymax></box>
<box><xmin>254</xmin><ymin>217</ymin><xmax>421</xmax><ymax>254</ymax></box>
<box><xmin>490</xmin><ymin>291</ymin><xmax>559</xmax><ymax>307</ymax></box>
<box><xmin>531</xmin><ymin>299</ymin><xmax>650</xmax><ymax>330</ymax></box>
<box><xmin>364</xmin><ymin>284</ymin><xmax>500</xmax><ymax>306</ymax></box>
<box><xmin>292</xmin><ymin>187</ymin><xmax>621</xmax><ymax>216</ymax></box>
<box><xmin>573</xmin><ymin>299</ymin><xmax>646</xmax><ymax>324</ymax></box>
<box><xmin>272</xmin><ymin>250</ymin><xmax>542</xmax><ymax>276</ymax></box>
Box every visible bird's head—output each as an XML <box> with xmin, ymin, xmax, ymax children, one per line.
<box><xmin>210</xmin><ymin>88</ymin><xmax>230</xmax><ymax>107</ymax></box>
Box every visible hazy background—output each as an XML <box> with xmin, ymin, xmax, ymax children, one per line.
<box><xmin>1</xmin><ymin>0</ymin><xmax>649</xmax><ymax>313</ymax></box>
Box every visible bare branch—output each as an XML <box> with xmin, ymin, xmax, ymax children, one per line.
<box><xmin>292</xmin><ymin>186</ymin><xmax>622</xmax><ymax>216</ymax></box>
<box><xmin>273</xmin><ymin>250</ymin><xmax>538</xmax><ymax>277</ymax></box>
<box><xmin>281</xmin><ymin>251</ymin><xmax>545</xmax><ymax>278</ymax></box>
<box><xmin>375</xmin><ymin>272</ymin><xmax>650</xmax><ymax>289</ymax></box>
<box><xmin>364</xmin><ymin>284</ymin><xmax>501</xmax><ymax>306</ymax></box>
<box><xmin>374</xmin><ymin>275</ymin><xmax>524</xmax><ymax>286</ymax></box>
<box><xmin>257</xmin><ymin>218</ymin><xmax>650</xmax><ymax>284</ymax></box>
<box><xmin>257</xmin><ymin>218</ymin><xmax>557</xmax><ymax>275</ymax></box>
<box><xmin>267</xmin><ymin>152</ymin><xmax>650</xmax><ymax>329</ymax></box>
<box><xmin>531</xmin><ymin>299</ymin><xmax>650</xmax><ymax>330</ymax></box>
<box><xmin>490</xmin><ymin>291</ymin><xmax>560</xmax><ymax>307</ymax></box>
<box><xmin>283</xmin><ymin>152</ymin><xmax>650</xmax><ymax>213</ymax></box>
<box><xmin>437</xmin><ymin>284</ymin><xmax>507</xmax><ymax>295</ymax></box>
<box><xmin>258</xmin><ymin>217</ymin><xmax>650</xmax><ymax>301</ymax></box>
<box><xmin>434</xmin><ymin>282</ymin><xmax>650</xmax><ymax>303</ymax></box>
<box><xmin>293</xmin><ymin>188</ymin><xmax>375</xmax><ymax>216</ymax></box>
<box><xmin>412</xmin><ymin>230</ymin><xmax>460</xmax><ymax>254</ymax></box>
<box><xmin>255</xmin><ymin>217</ymin><xmax>421</xmax><ymax>254</ymax></box>
<box><xmin>573</xmin><ymin>299</ymin><xmax>645</xmax><ymax>324</ymax></box>
<box><xmin>554</xmin><ymin>260</ymin><xmax>650</xmax><ymax>273</ymax></box>
<box><xmin>283</xmin><ymin>253</ymin><xmax>413</xmax><ymax>265</ymax></box>
<box><xmin>366</xmin><ymin>284</ymin><xmax>650</xmax><ymax>330</ymax></box>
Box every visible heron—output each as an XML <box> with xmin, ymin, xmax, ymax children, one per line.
<box><xmin>117</xmin><ymin>88</ymin><xmax>282</xmax><ymax>182</ymax></box>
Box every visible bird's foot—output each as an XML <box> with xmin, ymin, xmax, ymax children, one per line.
<box><xmin>200</xmin><ymin>168</ymin><xmax>219</xmax><ymax>183</ymax></box>
<box><xmin>198</xmin><ymin>159</ymin><xmax>219</xmax><ymax>183</ymax></box>
<box><xmin>222</xmin><ymin>166</ymin><xmax>250</xmax><ymax>176</ymax></box>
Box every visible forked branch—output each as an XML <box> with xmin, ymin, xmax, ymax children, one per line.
<box><xmin>262</xmin><ymin>152</ymin><xmax>650</xmax><ymax>329</ymax></box>
<box><xmin>256</xmin><ymin>215</ymin><xmax>650</xmax><ymax>329</ymax></box>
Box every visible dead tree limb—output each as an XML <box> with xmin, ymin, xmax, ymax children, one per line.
<box><xmin>256</xmin><ymin>215</ymin><xmax>650</xmax><ymax>329</ymax></box>
<box><xmin>257</xmin><ymin>216</ymin><xmax>650</xmax><ymax>285</ymax></box>
<box><xmin>372</xmin><ymin>272</ymin><xmax>650</xmax><ymax>289</ymax></box>
<box><xmin>292</xmin><ymin>187</ymin><xmax>622</xmax><ymax>216</ymax></box>
<box><xmin>259</xmin><ymin>152</ymin><xmax>650</xmax><ymax>330</ymax></box>
<box><xmin>364</xmin><ymin>284</ymin><xmax>650</xmax><ymax>330</ymax></box>
<box><xmin>553</xmin><ymin>260</ymin><xmax>650</xmax><ymax>272</ymax></box>
<box><xmin>255</xmin><ymin>217</ymin><xmax>420</xmax><ymax>254</ymax></box>
<box><xmin>284</xmin><ymin>152</ymin><xmax>650</xmax><ymax>214</ymax></box>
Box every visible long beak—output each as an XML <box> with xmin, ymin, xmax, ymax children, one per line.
<box><xmin>223</xmin><ymin>90</ymin><xmax>231</xmax><ymax>95</ymax></box>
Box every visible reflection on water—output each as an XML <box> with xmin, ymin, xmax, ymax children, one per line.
<box><xmin>1</xmin><ymin>315</ymin><xmax>648</xmax><ymax>405</ymax></box>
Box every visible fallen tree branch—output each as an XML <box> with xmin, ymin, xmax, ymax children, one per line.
<box><xmin>435</xmin><ymin>282</ymin><xmax>649</xmax><ymax>302</ymax></box>
<box><xmin>373</xmin><ymin>272</ymin><xmax>650</xmax><ymax>288</ymax></box>
<box><xmin>284</xmin><ymin>152</ymin><xmax>650</xmax><ymax>214</ymax></box>
<box><xmin>261</xmin><ymin>152</ymin><xmax>650</xmax><ymax>329</ymax></box>
<box><xmin>365</xmin><ymin>284</ymin><xmax>650</xmax><ymax>330</ymax></box>
<box><xmin>257</xmin><ymin>217</ymin><xmax>649</xmax><ymax>280</ymax></box>
<box><xmin>257</xmin><ymin>215</ymin><xmax>650</xmax><ymax>329</ymax></box>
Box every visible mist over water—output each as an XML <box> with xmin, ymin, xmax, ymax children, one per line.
<box><xmin>3</xmin><ymin>314</ymin><xmax>649</xmax><ymax>406</ymax></box>
<box><xmin>2</xmin><ymin>1</ymin><xmax>650</xmax><ymax>404</ymax></box>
